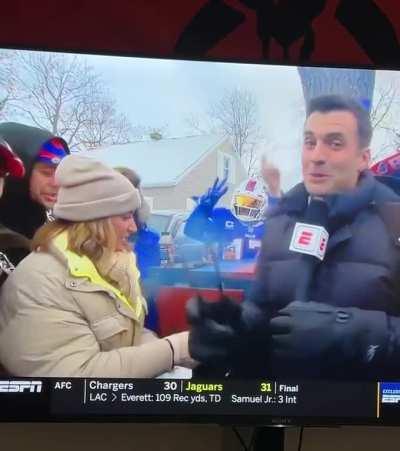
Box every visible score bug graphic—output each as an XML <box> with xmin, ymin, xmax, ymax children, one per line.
<box><xmin>289</xmin><ymin>223</ymin><xmax>329</xmax><ymax>260</ymax></box>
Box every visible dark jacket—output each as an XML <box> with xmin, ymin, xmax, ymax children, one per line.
<box><xmin>0</xmin><ymin>122</ymin><xmax>69</xmax><ymax>239</ymax></box>
<box><xmin>246</xmin><ymin>172</ymin><xmax>400</xmax><ymax>379</ymax></box>
<box><xmin>0</xmin><ymin>224</ymin><xmax>31</xmax><ymax>285</ymax></box>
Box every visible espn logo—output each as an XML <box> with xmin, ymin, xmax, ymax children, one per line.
<box><xmin>0</xmin><ymin>380</ymin><xmax>42</xmax><ymax>393</ymax></box>
<box><xmin>289</xmin><ymin>223</ymin><xmax>329</xmax><ymax>260</ymax></box>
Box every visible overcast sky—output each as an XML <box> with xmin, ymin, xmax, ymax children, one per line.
<box><xmin>82</xmin><ymin>53</ymin><xmax>306</xmax><ymax>188</ymax></box>
<box><xmin>4</xmin><ymin>49</ymin><xmax>400</xmax><ymax>191</ymax></box>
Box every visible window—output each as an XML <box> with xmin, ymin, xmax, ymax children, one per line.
<box><xmin>223</xmin><ymin>155</ymin><xmax>230</xmax><ymax>180</ymax></box>
<box><xmin>218</xmin><ymin>151</ymin><xmax>235</xmax><ymax>184</ymax></box>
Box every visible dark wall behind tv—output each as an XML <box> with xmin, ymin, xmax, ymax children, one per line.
<box><xmin>1</xmin><ymin>424</ymin><xmax>400</xmax><ymax>451</ymax></box>
<box><xmin>1</xmin><ymin>1</ymin><xmax>400</xmax><ymax>449</ymax></box>
<box><xmin>0</xmin><ymin>0</ymin><xmax>399</xmax><ymax>69</ymax></box>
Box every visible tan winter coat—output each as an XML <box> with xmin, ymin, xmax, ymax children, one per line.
<box><xmin>0</xmin><ymin>234</ymin><xmax>192</xmax><ymax>377</ymax></box>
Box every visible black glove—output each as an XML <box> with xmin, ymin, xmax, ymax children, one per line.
<box><xmin>270</xmin><ymin>301</ymin><xmax>388</xmax><ymax>365</ymax></box>
<box><xmin>187</xmin><ymin>295</ymin><xmax>272</xmax><ymax>375</ymax></box>
<box><xmin>187</xmin><ymin>295</ymin><xmax>242</xmax><ymax>367</ymax></box>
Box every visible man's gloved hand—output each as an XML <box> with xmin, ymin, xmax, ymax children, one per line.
<box><xmin>187</xmin><ymin>295</ymin><xmax>242</xmax><ymax>366</ymax></box>
<box><xmin>270</xmin><ymin>301</ymin><xmax>388</xmax><ymax>365</ymax></box>
<box><xmin>192</xmin><ymin>177</ymin><xmax>228</xmax><ymax>213</ymax></box>
<box><xmin>187</xmin><ymin>296</ymin><xmax>272</xmax><ymax>373</ymax></box>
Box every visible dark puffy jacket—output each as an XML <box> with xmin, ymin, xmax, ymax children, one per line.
<box><xmin>0</xmin><ymin>224</ymin><xmax>30</xmax><ymax>286</ymax></box>
<box><xmin>0</xmin><ymin>122</ymin><xmax>69</xmax><ymax>239</ymax></box>
<box><xmin>245</xmin><ymin>172</ymin><xmax>400</xmax><ymax>379</ymax></box>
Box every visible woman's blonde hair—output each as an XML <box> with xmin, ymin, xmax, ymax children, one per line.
<box><xmin>32</xmin><ymin>217</ymin><xmax>119</xmax><ymax>262</ymax></box>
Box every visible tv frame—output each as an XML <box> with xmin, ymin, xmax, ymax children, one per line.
<box><xmin>0</xmin><ymin>43</ymin><xmax>398</xmax><ymax>430</ymax></box>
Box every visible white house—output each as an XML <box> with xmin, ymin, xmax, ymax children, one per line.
<box><xmin>80</xmin><ymin>134</ymin><xmax>247</xmax><ymax>212</ymax></box>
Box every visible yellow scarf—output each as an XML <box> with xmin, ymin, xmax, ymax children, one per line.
<box><xmin>53</xmin><ymin>232</ymin><xmax>146</xmax><ymax>322</ymax></box>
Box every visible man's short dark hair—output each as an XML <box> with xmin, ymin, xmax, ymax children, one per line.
<box><xmin>306</xmin><ymin>95</ymin><xmax>372</xmax><ymax>148</ymax></box>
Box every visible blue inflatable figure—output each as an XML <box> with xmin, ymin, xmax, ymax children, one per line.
<box><xmin>185</xmin><ymin>173</ymin><xmax>280</xmax><ymax>261</ymax></box>
<box><xmin>133</xmin><ymin>224</ymin><xmax>161</xmax><ymax>279</ymax></box>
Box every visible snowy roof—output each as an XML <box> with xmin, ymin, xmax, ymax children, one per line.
<box><xmin>78</xmin><ymin>134</ymin><xmax>227</xmax><ymax>188</ymax></box>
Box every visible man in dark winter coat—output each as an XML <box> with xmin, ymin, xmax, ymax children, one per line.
<box><xmin>188</xmin><ymin>95</ymin><xmax>400</xmax><ymax>380</ymax></box>
<box><xmin>0</xmin><ymin>137</ymin><xmax>28</xmax><ymax>284</ymax></box>
<box><xmin>0</xmin><ymin>122</ymin><xmax>69</xmax><ymax>239</ymax></box>
<box><xmin>0</xmin><ymin>137</ymin><xmax>27</xmax><ymax>375</ymax></box>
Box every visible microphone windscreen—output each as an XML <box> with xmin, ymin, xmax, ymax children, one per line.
<box><xmin>304</xmin><ymin>197</ymin><xmax>329</xmax><ymax>228</ymax></box>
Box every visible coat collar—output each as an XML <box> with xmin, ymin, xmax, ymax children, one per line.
<box><xmin>270</xmin><ymin>172</ymin><xmax>400</xmax><ymax>250</ymax></box>
<box><xmin>50</xmin><ymin>232</ymin><xmax>146</xmax><ymax>322</ymax></box>
<box><xmin>272</xmin><ymin>171</ymin><xmax>400</xmax><ymax>225</ymax></box>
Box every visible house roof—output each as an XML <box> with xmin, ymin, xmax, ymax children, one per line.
<box><xmin>78</xmin><ymin>134</ymin><xmax>228</xmax><ymax>188</ymax></box>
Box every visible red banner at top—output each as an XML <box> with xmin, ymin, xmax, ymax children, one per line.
<box><xmin>0</xmin><ymin>0</ymin><xmax>399</xmax><ymax>68</ymax></box>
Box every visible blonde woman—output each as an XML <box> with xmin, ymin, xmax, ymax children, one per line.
<box><xmin>0</xmin><ymin>155</ymin><xmax>194</xmax><ymax>377</ymax></box>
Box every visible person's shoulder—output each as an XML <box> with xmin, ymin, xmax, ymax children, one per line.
<box><xmin>0</xmin><ymin>224</ymin><xmax>30</xmax><ymax>248</ymax></box>
<box><xmin>12</xmin><ymin>249</ymin><xmax>66</xmax><ymax>281</ymax></box>
<box><xmin>1</xmin><ymin>250</ymin><xmax>72</xmax><ymax>314</ymax></box>
<box><xmin>374</xmin><ymin>176</ymin><xmax>400</xmax><ymax>202</ymax></box>
<box><xmin>365</xmin><ymin>176</ymin><xmax>400</xmax><ymax>241</ymax></box>
<box><xmin>266</xmin><ymin>183</ymin><xmax>307</xmax><ymax>219</ymax></box>
<box><xmin>2</xmin><ymin>249</ymin><xmax>60</xmax><ymax>285</ymax></box>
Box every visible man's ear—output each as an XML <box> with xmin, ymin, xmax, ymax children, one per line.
<box><xmin>360</xmin><ymin>148</ymin><xmax>371</xmax><ymax>171</ymax></box>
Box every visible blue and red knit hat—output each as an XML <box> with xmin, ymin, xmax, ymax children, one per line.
<box><xmin>370</xmin><ymin>150</ymin><xmax>400</xmax><ymax>195</ymax></box>
<box><xmin>370</xmin><ymin>150</ymin><xmax>400</xmax><ymax>178</ymax></box>
<box><xmin>36</xmin><ymin>137</ymin><xmax>68</xmax><ymax>166</ymax></box>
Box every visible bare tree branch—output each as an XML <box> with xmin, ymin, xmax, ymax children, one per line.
<box><xmin>370</xmin><ymin>81</ymin><xmax>399</xmax><ymax>131</ymax></box>
<box><xmin>6</xmin><ymin>51</ymin><xmax>134</xmax><ymax>149</ymax></box>
<box><xmin>184</xmin><ymin>88</ymin><xmax>260</xmax><ymax>174</ymax></box>
<box><xmin>210</xmin><ymin>88</ymin><xmax>260</xmax><ymax>173</ymax></box>
<box><xmin>0</xmin><ymin>50</ymin><xmax>20</xmax><ymax>118</ymax></box>
<box><xmin>184</xmin><ymin>113</ymin><xmax>214</xmax><ymax>135</ymax></box>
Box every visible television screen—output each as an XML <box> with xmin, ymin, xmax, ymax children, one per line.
<box><xmin>0</xmin><ymin>47</ymin><xmax>400</xmax><ymax>425</ymax></box>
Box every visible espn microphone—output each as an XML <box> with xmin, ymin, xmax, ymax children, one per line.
<box><xmin>289</xmin><ymin>197</ymin><xmax>329</xmax><ymax>302</ymax></box>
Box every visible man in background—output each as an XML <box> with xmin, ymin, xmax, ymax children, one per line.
<box><xmin>115</xmin><ymin>166</ymin><xmax>161</xmax><ymax>333</ymax></box>
<box><xmin>0</xmin><ymin>137</ymin><xmax>28</xmax><ymax>284</ymax></box>
<box><xmin>0</xmin><ymin>122</ymin><xmax>69</xmax><ymax>239</ymax></box>
<box><xmin>114</xmin><ymin>166</ymin><xmax>161</xmax><ymax>278</ymax></box>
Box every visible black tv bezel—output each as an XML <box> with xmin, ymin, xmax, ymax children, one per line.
<box><xmin>0</xmin><ymin>43</ymin><xmax>398</xmax><ymax>427</ymax></box>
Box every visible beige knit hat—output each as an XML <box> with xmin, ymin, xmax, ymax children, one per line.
<box><xmin>53</xmin><ymin>155</ymin><xmax>141</xmax><ymax>221</ymax></box>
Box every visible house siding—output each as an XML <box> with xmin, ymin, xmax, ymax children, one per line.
<box><xmin>142</xmin><ymin>139</ymin><xmax>247</xmax><ymax>211</ymax></box>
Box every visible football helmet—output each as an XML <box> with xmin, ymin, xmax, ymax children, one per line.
<box><xmin>231</xmin><ymin>177</ymin><xmax>269</xmax><ymax>222</ymax></box>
